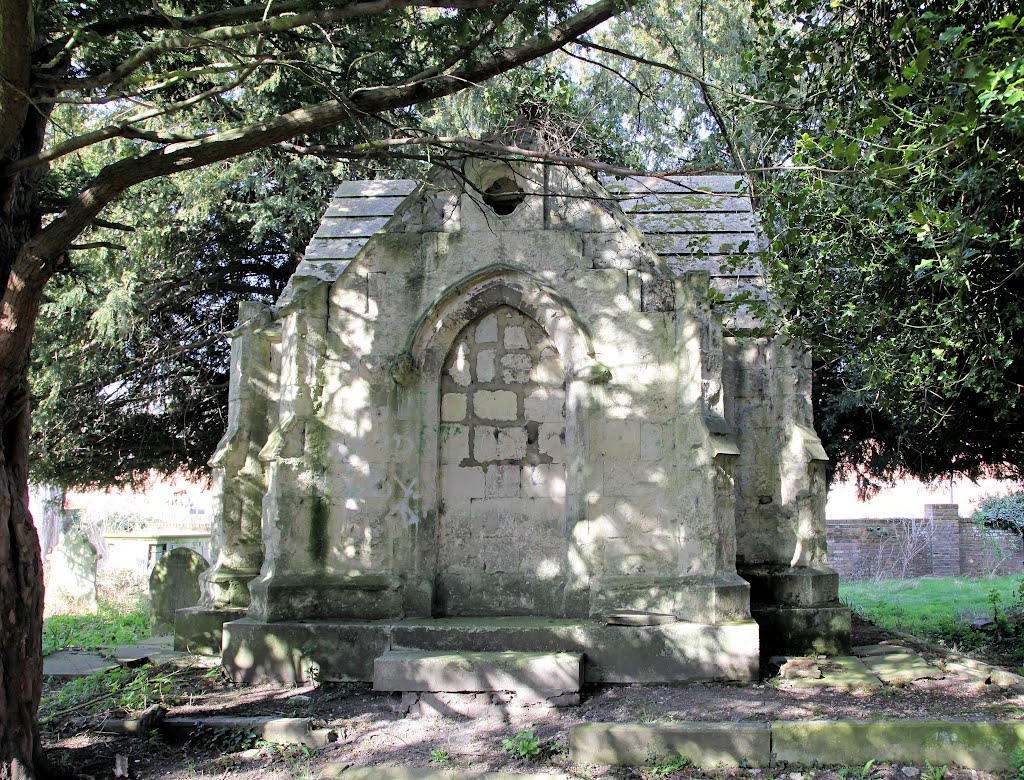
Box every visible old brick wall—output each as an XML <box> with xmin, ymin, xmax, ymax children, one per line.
<box><xmin>826</xmin><ymin>513</ymin><xmax>1023</xmax><ymax>580</ymax></box>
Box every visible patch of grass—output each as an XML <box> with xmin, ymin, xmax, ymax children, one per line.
<box><xmin>841</xmin><ymin>575</ymin><xmax>1024</xmax><ymax>667</ymax></box>
<box><xmin>40</xmin><ymin>665</ymin><xmax>183</xmax><ymax>722</ymax></box>
<box><xmin>1011</xmin><ymin>746</ymin><xmax>1024</xmax><ymax>780</ymax></box>
<box><xmin>43</xmin><ymin>600</ymin><xmax>150</xmax><ymax>656</ymax></box>
<box><xmin>840</xmin><ymin>575</ymin><xmax>1019</xmax><ymax>636</ymax></box>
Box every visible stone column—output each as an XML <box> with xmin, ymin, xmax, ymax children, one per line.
<box><xmin>925</xmin><ymin>504</ymin><xmax>961</xmax><ymax>576</ymax></box>
<box><xmin>739</xmin><ymin>340</ymin><xmax>851</xmax><ymax>656</ymax></box>
<box><xmin>199</xmin><ymin>301</ymin><xmax>278</xmax><ymax>608</ymax></box>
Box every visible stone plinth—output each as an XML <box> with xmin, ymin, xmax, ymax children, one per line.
<box><xmin>222</xmin><ymin>616</ymin><xmax>759</xmax><ymax>686</ymax></box>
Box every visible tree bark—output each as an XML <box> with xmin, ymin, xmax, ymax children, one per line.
<box><xmin>0</xmin><ymin>390</ymin><xmax>43</xmax><ymax>780</ymax></box>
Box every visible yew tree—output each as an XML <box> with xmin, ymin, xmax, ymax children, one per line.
<box><xmin>0</xmin><ymin>1</ymin><xmax>631</xmax><ymax>775</ymax></box>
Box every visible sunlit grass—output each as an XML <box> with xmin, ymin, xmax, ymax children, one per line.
<box><xmin>840</xmin><ymin>575</ymin><xmax>1020</xmax><ymax>635</ymax></box>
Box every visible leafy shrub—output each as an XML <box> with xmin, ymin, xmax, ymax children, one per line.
<box><xmin>500</xmin><ymin>729</ymin><xmax>542</xmax><ymax>760</ymax></box>
<box><xmin>974</xmin><ymin>490</ymin><xmax>1024</xmax><ymax>533</ymax></box>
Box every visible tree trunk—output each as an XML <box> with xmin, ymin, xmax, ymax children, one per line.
<box><xmin>0</xmin><ymin>392</ymin><xmax>44</xmax><ymax>780</ymax></box>
<box><xmin>1</xmin><ymin>38</ymin><xmax>54</xmax><ymax>771</ymax></box>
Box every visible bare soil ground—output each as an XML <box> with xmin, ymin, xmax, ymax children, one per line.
<box><xmin>43</xmin><ymin>617</ymin><xmax>1024</xmax><ymax>780</ymax></box>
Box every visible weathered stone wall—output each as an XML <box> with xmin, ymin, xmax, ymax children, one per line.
<box><xmin>245</xmin><ymin>161</ymin><xmax>751</xmax><ymax>623</ymax></box>
<box><xmin>826</xmin><ymin>515</ymin><xmax>1024</xmax><ymax>580</ymax></box>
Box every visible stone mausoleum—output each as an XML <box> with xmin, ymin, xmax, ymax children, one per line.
<box><xmin>177</xmin><ymin>151</ymin><xmax>850</xmax><ymax>695</ymax></box>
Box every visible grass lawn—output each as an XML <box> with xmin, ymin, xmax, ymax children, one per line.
<box><xmin>840</xmin><ymin>575</ymin><xmax>1023</xmax><ymax>667</ymax></box>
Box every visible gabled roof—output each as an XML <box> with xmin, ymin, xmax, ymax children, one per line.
<box><xmin>281</xmin><ymin>173</ymin><xmax>766</xmax><ymax>329</ymax></box>
<box><xmin>605</xmin><ymin>174</ymin><xmax>765</xmax><ymax>331</ymax></box>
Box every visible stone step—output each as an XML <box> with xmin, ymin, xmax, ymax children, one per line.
<box><xmin>373</xmin><ymin>650</ymin><xmax>581</xmax><ymax>706</ymax></box>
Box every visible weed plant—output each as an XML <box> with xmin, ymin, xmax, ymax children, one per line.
<box><xmin>40</xmin><ymin>665</ymin><xmax>183</xmax><ymax>723</ymax></box>
<box><xmin>43</xmin><ymin>600</ymin><xmax>150</xmax><ymax>655</ymax></box>
<box><xmin>500</xmin><ymin>729</ymin><xmax>542</xmax><ymax>760</ymax></box>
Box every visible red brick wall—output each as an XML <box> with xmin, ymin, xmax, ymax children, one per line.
<box><xmin>826</xmin><ymin>514</ymin><xmax>1023</xmax><ymax>580</ymax></box>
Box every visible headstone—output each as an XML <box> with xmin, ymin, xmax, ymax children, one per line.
<box><xmin>150</xmin><ymin>547</ymin><xmax>208</xmax><ymax>634</ymax></box>
<box><xmin>44</xmin><ymin>531</ymin><xmax>98</xmax><ymax>615</ymax></box>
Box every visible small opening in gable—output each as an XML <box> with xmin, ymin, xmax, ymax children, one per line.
<box><xmin>482</xmin><ymin>177</ymin><xmax>525</xmax><ymax>215</ymax></box>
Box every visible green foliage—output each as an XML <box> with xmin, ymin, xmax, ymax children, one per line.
<box><xmin>430</xmin><ymin>749</ymin><xmax>451</xmax><ymax>764</ymax></box>
<box><xmin>39</xmin><ymin>665</ymin><xmax>182</xmax><ymax>722</ymax></box>
<box><xmin>922</xmin><ymin>761</ymin><xmax>948</xmax><ymax>780</ymax></box>
<box><xmin>747</xmin><ymin>0</ymin><xmax>1024</xmax><ymax>487</ymax></box>
<box><xmin>31</xmin><ymin>147</ymin><xmax>339</xmax><ymax>487</ymax></box>
<box><xmin>841</xmin><ymin>575</ymin><xmax>1023</xmax><ymax>663</ymax></box>
<box><xmin>190</xmin><ymin>724</ymin><xmax>264</xmax><ymax>754</ymax></box>
<box><xmin>837</xmin><ymin>761</ymin><xmax>877</xmax><ymax>780</ymax></box>
<box><xmin>43</xmin><ymin>601</ymin><xmax>150</xmax><ymax>656</ymax></box>
<box><xmin>26</xmin><ymin>0</ymin><xmax>622</xmax><ymax>489</ymax></box>
<box><xmin>500</xmin><ymin>729</ymin><xmax>543</xmax><ymax>760</ymax></box>
<box><xmin>841</xmin><ymin>576</ymin><xmax>1021</xmax><ymax>632</ymax></box>
<box><xmin>974</xmin><ymin>489</ymin><xmax>1024</xmax><ymax>533</ymax></box>
<box><xmin>648</xmin><ymin>755</ymin><xmax>691</xmax><ymax>776</ymax></box>
<box><xmin>1011</xmin><ymin>746</ymin><xmax>1024</xmax><ymax>780</ymax></box>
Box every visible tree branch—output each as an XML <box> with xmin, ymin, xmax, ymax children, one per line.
<box><xmin>572</xmin><ymin>37</ymin><xmax>793</xmax><ymax>109</ymax></box>
<box><xmin>20</xmin><ymin>0</ymin><xmax>632</xmax><ymax>271</ymax></box>
<box><xmin>39</xmin><ymin>0</ymin><xmax>504</xmax><ymax>93</ymax></box>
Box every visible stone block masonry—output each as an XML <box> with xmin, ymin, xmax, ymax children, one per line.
<box><xmin>202</xmin><ymin>159</ymin><xmax>846</xmax><ymax>676</ymax></box>
<box><xmin>437</xmin><ymin>305</ymin><xmax>567</xmax><ymax>616</ymax></box>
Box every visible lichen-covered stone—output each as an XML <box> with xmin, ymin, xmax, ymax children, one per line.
<box><xmin>201</xmin><ymin>155</ymin><xmax>847</xmax><ymax>678</ymax></box>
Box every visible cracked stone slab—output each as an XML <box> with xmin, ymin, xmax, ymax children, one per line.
<box><xmin>778</xmin><ymin>655</ymin><xmax>882</xmax><ymax>691</ymax></box>
<box><xmin>861</xmin><ymin>652</ymin><xmax>945</xmax><ymax>684</ymax></box>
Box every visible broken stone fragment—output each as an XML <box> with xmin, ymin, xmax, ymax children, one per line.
<box><xmin>769</xmin><ymin>656</ymin><xmax>822</xmax><ymax>680</ymax></box>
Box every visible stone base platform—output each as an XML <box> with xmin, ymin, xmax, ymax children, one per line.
<box><xmin>751</xmin><ymin>604</ymin><xmax>852</xmax><ymax>659</ymax></box>
<box><xmin>376</xmin><ymin>650</ymin><xmax>581</xmax><ymax>699</ymax></box>
<box><xmin>175</xmin><ymin>606</ymin><xmax>249</xmax><ymax>654</ymax></box>
<box><xmin>221</xmin><ymin>616</ymin><xmax>760</xmax><ymax>685</ymax></box>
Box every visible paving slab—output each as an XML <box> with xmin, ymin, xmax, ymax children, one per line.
<box><xmin>109</xmin><ymin>635</ymin><xmax>181</xmax><ymax>665</ymax></box>
<box><xmin>778</xmin><ymin>655</ymin><xmax>882</xmax><ymax>691</ymax></box>
<box><xmin>569</xmin><ymin>722</ymin><xmax>771</xmax><ymax>767</ymax></box>
<box><xmin>772</xmin><ymin>719</ymin><xmax>1024</xmax><ymax>771</ymax></box>
<box><xmin>43</xmin><ymin>651</ymin><xmax>118</xmax><ymax>678</ymax></box>
<box><xmin>861</xmin><ymin>652</ymin><xmax>944</xmax><ymax>684</ymax></box>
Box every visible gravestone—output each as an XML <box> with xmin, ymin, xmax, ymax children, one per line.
<box><xmin>44</xmin><ymin>531</ymin><xmax>98</xmax><ymax>615</ymax></box>
<box><xmin>150</xmin><ymin>547</ymin><xmax>208</xmax><ymax>634</ymax></box>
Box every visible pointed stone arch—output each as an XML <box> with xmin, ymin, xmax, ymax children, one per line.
<box><xmin>407</xmin><ymin>268</ymin><xmax>602</xmax><ymax>617</ymax></box>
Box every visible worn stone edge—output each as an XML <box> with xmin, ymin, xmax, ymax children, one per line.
<box><xmin>568</xmin><ymin>720</ymin><xmax>1024</xmax><ymax>769</ymax></box>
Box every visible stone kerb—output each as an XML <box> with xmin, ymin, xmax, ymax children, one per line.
<box><xmin>570</xmin><ymin>720</ymin><xmax>1024</xmax><ymax>771</ymax></box>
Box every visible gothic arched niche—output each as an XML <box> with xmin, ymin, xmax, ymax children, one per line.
<box><xmin>435</xmin><ymin>304</ymin><xmax>568</xmax><ymax>616</ymax></box>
